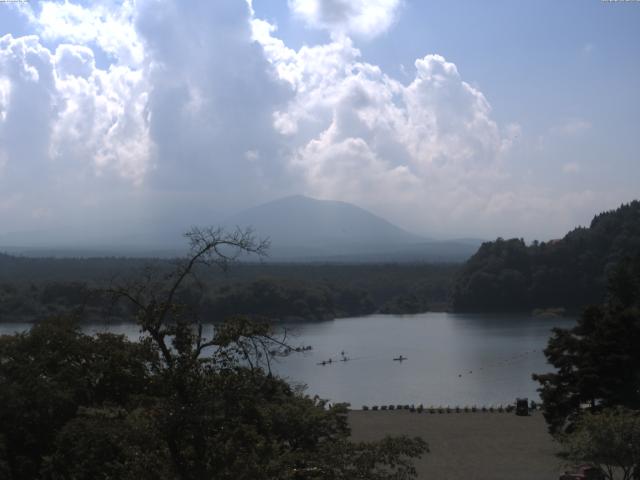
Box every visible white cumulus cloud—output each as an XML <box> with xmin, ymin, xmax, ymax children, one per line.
<box><xmin>135</xmin><ymin>0</ymin><xmax>290</xmax><ymax>207</ymax></box>
<box><xmin>34</xmin><ymin>0</ymin><xmax>144</xmax><ymax>66</ymax></box>
<box><xmin>253</xmin><ymin>20</ymin><xmax>514</xmax><ymax>234</ymax></box>
<box><xmin>51</xmin><ymin>45</ymin><xmax>152</xmax><ymax>184</ymax></box>
<box><xmin>288</xmin><ymin>0</ymin><xmax>402</xmax><ymax>38</ymax></box>
<box><xmin>0</xmin><ymin>0</ymin><xmax>621</xmax><ymax>241</ymax></box>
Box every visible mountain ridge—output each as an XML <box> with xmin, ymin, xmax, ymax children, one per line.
<box><xmin>0</xmin><ymin>195</ymin><xmax>480</xmax><ymax>262</ymax></box>
<box><xmin>223</xmin><ymin>195</ymin><xmax>425</xmax><ymax>248</ymax></box>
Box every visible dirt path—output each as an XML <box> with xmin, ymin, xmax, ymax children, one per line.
<box><xmin>349</xmin><ymin>410</ymin><xmax>566</xmax><ymax>480</ymax></box>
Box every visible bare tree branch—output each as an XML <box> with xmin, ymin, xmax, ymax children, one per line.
<box><xmin>106</xmin><ymin>226</ymin><xmax>270</xmax><ymax>369</ymax></box>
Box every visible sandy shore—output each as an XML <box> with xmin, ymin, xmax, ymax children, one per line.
<box><xmin>349</xmin><ymin>410</ymin><xmax>565</xmax><ymax>480</ymax></box>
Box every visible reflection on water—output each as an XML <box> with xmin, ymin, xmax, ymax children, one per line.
<box><xmin>0</xmin><ymin>313</ymin><xmax>574</xmax><ymax>408</ymax></box>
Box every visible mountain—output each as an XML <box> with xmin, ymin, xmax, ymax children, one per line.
<box><xmin>223</xmin><ymin>195</ymin><xmax>478</xmax><ymax>262</ymax></box>
<box><xmin>0</xmin><ymin>195</ymin><xmax>480</xmax><ymax>262</ymax></box>
<box><xmin>225</xmin><ymin>195</ymin><xmax>422</xmax><ymax>246</ymax></box>
<box><xmin>452</xmin><ymin>200</ymin><xmax>640</xmax><ymax>312</ymax></box>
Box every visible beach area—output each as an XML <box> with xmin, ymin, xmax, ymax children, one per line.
<box><xmin>349</xmin><ymin>410</ymin><xmax>564</xmax><ymax>480</ymax></box>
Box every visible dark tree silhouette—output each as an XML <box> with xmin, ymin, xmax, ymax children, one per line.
<box><xmin>533</xmin><ymin>255</ymin><xmax>640</xmax><ymax>434</ymax></box>
<box><xmin>1</xmin><ymin>227</ymin><xmax>428</xmax><ymax>480</ymax></box>
<box><xmin>452</xmin><ymin>201</ymin><xmax>640</xmax><ymax>312</ymax></box>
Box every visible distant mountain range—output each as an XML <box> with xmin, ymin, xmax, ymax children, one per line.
<box><xmin>0</xmin><ymin>195</ymin><xmax>481</xmax><ymax>262</ymax></box>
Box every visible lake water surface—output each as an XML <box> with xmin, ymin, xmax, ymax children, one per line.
<box><xmin>0</xmin><ymin>312</ymin><xmax>574</xmax><ymax>408</ymax></box>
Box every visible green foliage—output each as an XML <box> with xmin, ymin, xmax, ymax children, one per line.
<box><xmin>0</xmin><ymin>257</ymin><xmax>458</xmax><ymax>322</ymax></box>
<box><xmin>0</xmin><ymin>228</ymin><xmax>427</xmax><ymax>480</ymax></box>
<box><xmin>533</xmin><ymin>256</ymin><xmax>640</xmax><ymax>434</ymax></box>
<box><xmin>560</xmin><ymin>408</ymin><xmax>640</xmax><ymax>480</ymax></box>
<box><xmin>203</xmin><ymin>277</ymin><xmax>373</xmax><ymax>321</ymax></box>
<box><xmin>453</xmin><ymin>201</ymin><xmax>640</xmax><ymax>311</ymax></box>
<box><xmin>42</xmin><ymin>407</ymin><xmax>171</xmax><ymax>480</ymax></box>
<box><xmin>0</xmin><ymin>318</ymin><xmax>157</xmax><ymax>479</ymax></box>
<box><xmin>0</xmin><ymin>316</ymin><xmax>427</xmax><ymax>480</ymax></box>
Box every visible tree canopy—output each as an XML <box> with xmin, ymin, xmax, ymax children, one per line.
<box><xmin>0</xmin><ymin>254</ymin><xmax>456</xmax><ymax>323</ymax></box>
<box><xmin>0</xmin><ymin>227</ymin><xmax>427</xmax><ymax>479</ymax></box>
<box><xmin>559</xmin><ymin>407</ymin><xmax>640</xmax><ymax>480</ymax></box>
<box><xmin>452</xmin><ymin>201</ymin><xmax>640</xmax><ymax>312</ymax></box>
<box><xmin>533</xmin><ymin>255</ymin><xmax>640</xmax><ymax>434</ymax></box>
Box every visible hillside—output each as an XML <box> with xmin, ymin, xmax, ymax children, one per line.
<box><xmin>224</xmin><ymin>195</ymin><xmax>423</xmax><ymax>246</ymax></box>
<box><xmin>225</xmin><ymin>195</ymin><xmax>478</xmax><ymax>262</ymax></box>
<box><xmin>451</xmin><ymin>200</ymin><xmax>640</xmax><ymax>312</ymax></box>
<box><xmin>0</xmin><ymin>196</ymin><xmax>479</xmax><ymax>262</ymax></box>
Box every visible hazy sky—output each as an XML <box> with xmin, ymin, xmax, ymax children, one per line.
<box><xmin>0</xmin><ymin>0</ymin><xmax>638</xmax><ymax>242</ymax></box>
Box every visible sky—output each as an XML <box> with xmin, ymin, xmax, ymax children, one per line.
<box><xmin>0</xmin><ymin>0</ymin><xmax>638</xmax><ymax>243</ymax></box>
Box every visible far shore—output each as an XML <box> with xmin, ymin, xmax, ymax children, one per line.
<box><xmin>349</xmin><ymin>409</ymin><xmax>565</xmax><ymax>480</ymax></box>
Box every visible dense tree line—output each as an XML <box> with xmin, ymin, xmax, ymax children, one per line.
<box><xmin>452</xmin><ymin>201</ymin><xmax>640</xmax><ymax>312</ymax></box>
<box><xmin>533</xmin><ymin>254</ymin><xmax>640</xmax><ymax>434</ymax></box>
<box><xmin>0</xmin><ymin>256</ymin><xmax>457</xmax><ymax>322</ymax></box>
<box><xmin>532</xmin><ymin>255</ymin><xmax>640</xmax><ymax>478</ymax></box>
<box><xmin>203</xmin><ymin>278</ymin><xmax>373</xmax><ymax>321</ymax></box>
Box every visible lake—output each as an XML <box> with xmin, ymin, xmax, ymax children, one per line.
<box><xmin>0</xmin><ymin>312</ymin><xmax>574</xmax><ymax>409</ymax></box>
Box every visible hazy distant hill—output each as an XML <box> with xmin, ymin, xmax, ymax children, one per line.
<box><xmin>452</xmin><ymin>200</ymin><xmax>640</xmax><ymax>312</ymax></box>
<box><xmin>224</xmin><ymin>195</ymin><xmax>423</xmax><ymax>246</ymax></box>
<box><xmin>224</xmin><ymin>195</ymin><xmax>478</xmax><ymax>262</ymax></box>
<box><xmin>0</xmin><ymin>195</ymin><xmax>480</xmax><ymax>262</ymax></box>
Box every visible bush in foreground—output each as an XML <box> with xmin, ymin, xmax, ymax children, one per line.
<box><xmin>560</xmin><ymin>408</ymin><xmax>640</xmax><ymax>480</ymax></box>
<box><xmin>0</xmin><ymin>227</ymin><xmax>427</xmax><ymax>480</ymax></box>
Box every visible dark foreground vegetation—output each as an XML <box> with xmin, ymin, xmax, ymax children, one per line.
<box><xmin>453</xmin><ymin>201</ymin><xmax>640</xmax><ymax>312</ymax></box>
<box><xmin>533</xmin><ymin>254</ymin><xmax>640</xmax><ymax>479</ymax></box>
<box><xmin>0</xmin><ymin>253</ymin><xmax>456</xmax><ymax>323</ymax></box>
<box><xmin>0</xmin><ymin>228</ymin><xmax>427</xmax><ymax>480</ymax></box>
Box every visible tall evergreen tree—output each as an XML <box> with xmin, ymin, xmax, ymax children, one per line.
<box><xmin>533</xmin><ymin>256</ymin><xmax>640</xmax><ymax>434</ymax></box>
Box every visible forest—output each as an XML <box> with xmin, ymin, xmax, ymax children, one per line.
<box><xmin>0</xmin><ymin>255</ymin><xmax>456</xmax><ymax>323</ymax></box>
<box><xmin>2</xmin><ymin>202</ymin><xmax>640</xmax><ymax>322</ymax></box>
<box><xmin>0</xmin><ymin>228</ymin><xmax>427</xmax><ymax>479</ymax></box>
<box><xmin>452</xmin><ymin>201</ymin><xmax>640</xmax><ymax>312</ymax></box>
